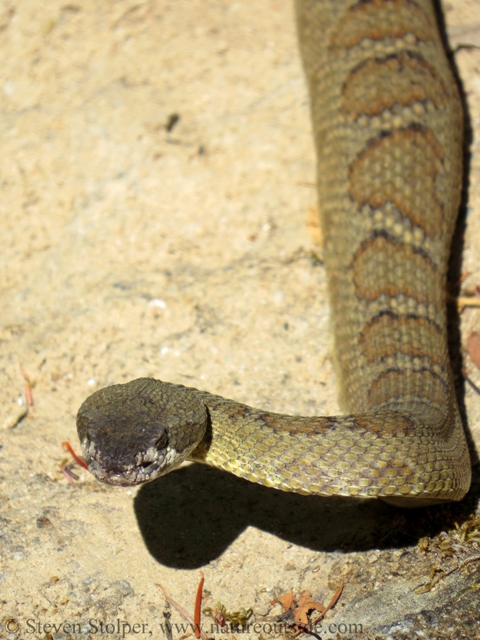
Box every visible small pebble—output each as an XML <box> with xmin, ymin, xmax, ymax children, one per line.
<box><xmin>3</xmin><ymin>396</ymin><xmax>28</xmax><ymax>428</ymax></box>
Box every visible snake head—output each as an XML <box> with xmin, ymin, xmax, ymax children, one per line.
<box><xmin>76</xmin><ymin>378</ymin><xmax>208</xmax><ymax>486</ymax></box>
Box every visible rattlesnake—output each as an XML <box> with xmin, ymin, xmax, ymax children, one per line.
<box><xmin>77</xmin><ymin>0</ymin><xmax>471</xmax><ymax>507</ymax></box>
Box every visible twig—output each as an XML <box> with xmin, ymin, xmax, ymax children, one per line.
<box><xmin>464</xmin><ymin>375</ymin><xmax>480</xmax><ymax>397</ymax></box>
<box><xmin>456</xmin><ymin>296</ymin><xmax>480</xmax><ymax>310</ymax></box>
<box><xmin>157</xmin><ymin>582</ymin><xmax>209</xmax><ymax>640</ymax></box>
<box><xmin>62</xmin><ymin>441</ymin><xmax>88</xmax><ymax>469</ymax></box>
<box><xmin>19</xmin><ymin>364</ymin><xmax>34</xmax><ymax>406</ymax></box>
<box><xmin>194</xmin><ymin>571</ymin><xmax>204</xmax><ymax>638</ymax></box>
<box><xmin>297</xmin><ymin>181</ymin><xmax>316</xmax><ymax>188</ymax></box>
<box><xmin>59</xmin><ymin>466</ymin><xmax>77</xmax><ymax>483</ymax></box>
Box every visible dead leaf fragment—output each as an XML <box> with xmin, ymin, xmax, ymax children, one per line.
<box><xmin>293</xmin><ymin>590</ymin><xmax>326</xmax><ymax>625</ymax></box>
<box><xmin>306</xmin><ymin>205</ymin><xmax>323</xmax><ymax>247</ymax></box>
<box><xmin>277</xmin><ymin>590</ymin><xmax>294</xmax><ymax>611</ymax></box>
<box><xmin>467</xmin><ymin>331</ymin><xmax>480</xmax><ymax>369</ymax></box>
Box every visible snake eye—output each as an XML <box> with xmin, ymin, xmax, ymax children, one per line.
<box><xmin>144</xmin><ymin>422</ymin><xmax>168</xmax><ymax>451</ymax></box>
<box><xmin>154</xmin><ymin>430</ymin><xmax>168</xmax><ymax>450</ymax></box>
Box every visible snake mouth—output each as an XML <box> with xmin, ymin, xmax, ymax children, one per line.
<box><xmin>79</xmin><ymin>437</ymin><xmax>175</xmax><ymax>486</ymax></box>
<box><xmin>90</xmin><ymin>460</ymin><xmax>163</xmax><ymax>486</ymax></box>
<box><xmin>84</xmin><ymin>454</ymin><xmax>165</xmax><ymax>486</ymax></box>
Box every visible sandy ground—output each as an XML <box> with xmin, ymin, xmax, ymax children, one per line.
<box><xmin>1</xmin><ymin>1</ymin><xmax>480</xmax><ymax>638</ymax></box>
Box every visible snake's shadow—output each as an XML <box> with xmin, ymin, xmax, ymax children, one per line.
<box><xmin>134</xmin><ymin>462</ymin><xmax>478</xmax><ymax>569</ymax></box>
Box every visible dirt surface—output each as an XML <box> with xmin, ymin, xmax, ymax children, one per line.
<box><xmin>1</xmin><ymin>1</ymin><xmax>480</xmax><ymax>639</ymax></box>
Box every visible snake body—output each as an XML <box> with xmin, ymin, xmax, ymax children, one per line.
<box><xmin>77</xmin><ymin>0</ymin><xmax>471</xmax><ymax>506</ymax></box>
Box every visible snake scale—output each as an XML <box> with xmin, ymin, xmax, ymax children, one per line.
<box><xmin>77</xmin><ymin>0</ymin><xmax>471</xmax><ymax>506</ymax></box>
